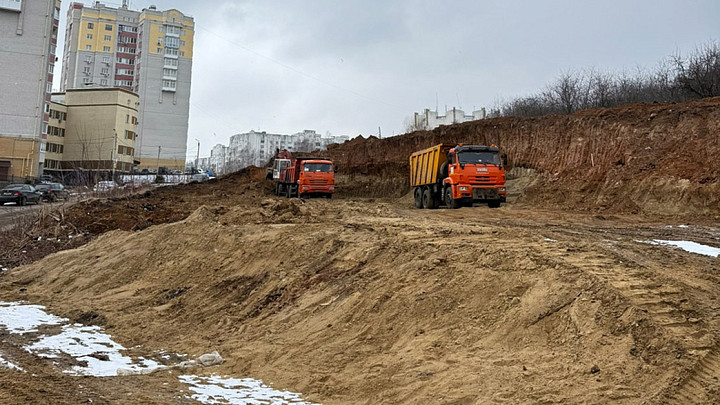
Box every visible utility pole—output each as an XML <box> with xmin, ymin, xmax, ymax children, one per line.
<box><xmin>195</xmin><ymin>138</ymin><xmax>200</xmax><ymax>173</ymax></box>
<box><xmin>378</xmin><ymin>126</ymin><xmax>382</xmax><ymax>139</ymax></box>
<box><xmin>112</xmin><ymin>129</ymin><xmax>118</xmax><ymax>181</ymax></box>
<box><xmin>155</xmin><ymin>145</ymin><xmax>161</xmax><ymax>176</ymax></box>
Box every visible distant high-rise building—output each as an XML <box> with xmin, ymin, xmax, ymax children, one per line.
<box><xmin>60</xmin><ymin>2</ymin><xmax>194</xmax><ymax>171</ymax></box>
<box><xmin>0</xmin><ymin>0</ymin><xmax>61</xmax><ymax>181</ymax></box>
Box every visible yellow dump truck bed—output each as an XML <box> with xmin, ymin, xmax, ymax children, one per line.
<box><xmin>409</xmin><ymin>144</ymin><xmax>454</xmax><ymax>187</ymax></box>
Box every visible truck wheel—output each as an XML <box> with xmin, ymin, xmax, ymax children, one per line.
<box><xmin>286</xmin><ymin>185</ymin><xmax>292</xmax><ymax>198</ymax></box>
<box><xmin>326</xmin><ymin>193</ymin><xmax>332</xmax><ymax>199</ymax></box>
<box><xmin>488</xmin><ymin>200</ymin><xmax>501</xmax><ymax>208</ymax></box>
<box><xmin>445</xmin><ymin>187</ymin><xmax>461</xmax><ymax>209</ymax></box>
<box><xmin>413</xmin><ymin>187</ymin><xmax>424</xmax><ymax>209</ymax></box>
<box><xmin>423</xmin><ymin>188</ymin><xmax>438</xmax><ymax>209</ymax></box>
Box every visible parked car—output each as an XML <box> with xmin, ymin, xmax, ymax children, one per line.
<box><xmin>189</xmin><ymin>173</ymin><xmax>209</xmax><ymax>183</ymax></box>
<box><xmin>0</xmin><ymin>184</ymin><xmax>43</xmax><ymax>206</ymax></box>
<box><xmin>35</xmin><ymin>183</ymin><xmax>70</xmax><ymax>202</ymax></box>
<box><xmin>93</xmin><ymin>181</ymin><xmax>119</xmax><ymax>192</ymax></box>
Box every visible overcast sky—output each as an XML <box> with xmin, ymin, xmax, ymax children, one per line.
<box><xmin>55</xmin><ymin>1</ymin><xmax>719</xmax><ymax>160</ymax></box>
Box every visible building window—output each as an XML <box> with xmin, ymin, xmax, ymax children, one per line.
<box><xmin>179</xmin><ymin>51</ymin><xmax>185</xmax><ymax>57</ymax></box>
<box><xmin>158</xmin><ymin>26</ymin><xmax>163</xmax><ymax>33</ymax></box>
<box><xmin>84</xmin><ymin>55</ymin><xmax>92</xmax><ymax>63</ymax></box>
<box><xmin>83</xmin><ymin>78</ymin><xmax>91</xmax><ymax>84</ymax></box>
<box><xmin>102</xmin><ymin>56</ymin><xmax>110</xmax><ymax>64</ymax></box>
<box><xmin>46</xmin><ymin>83</ymin><xmax>52</xmax><ymax>93</ymax></box>
<box><xmin>83</xmin><ymin>66</ymin><xmax>91</xmax><ymax>74</ymax></box>
<box><xmin>165</xmin><ymin>37</ymin><xmax>179</xmax><ymax>48</ymax></box>
<box><xmin>101</xmin><ymin>67</ymin><xmax>109</xmax><ymax>75</ymax></box>
<box><xmin>163</xmin><ymin>68</ymin><xmax>177</xmax><ymax>77</ymax></box>
<box><xmin>180</xmin><ymin>40</ymin><xmax>185</xmax><ymax>46</ymax></box>
<box><xmin>87</xmin><ymin>33</ymin><xmax>93</xmax><ymax>39</ymax></box>
<box><xmin>103</xmin><ymin>46</ymin><xmax>111</xmax><ymax>52</ymax></box>
<box><xmin>88</xmin><ymin>22</ymin><xmax>94</xmax><ymax>29</ymax></box>
<box><xmin>104</xmin><ymin>35</ymin><xmax>111</xmax><ymax>41</ymax></box>
<box><xmin>100</xmin><ymin>79</ymin><xmax>108</xmax><ymax>86</ymax></box>
<box><xmin>48</xmin><ymin>63</ymin><xmax>54</xmax><ymax>74</ymax></box>
<box><xmin>125</xmin><ymin>130</ymin><xmax>136</xmax><ymax>140</ymax></box>
<box><xmin>86</xmin><ymin>45</ymin><xmax>92</xmax><ymax>50</ymax></box>
<box><xmin>126</xmin><ymin>114</ymin><xmax>130</xmax><ymax>123</ymax></box>
<box><xmin>105</xmin><ymin>24</ymin><xmax>112</xmax><ymax>31</ymax></box>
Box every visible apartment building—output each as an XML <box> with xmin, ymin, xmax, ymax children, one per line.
<box><xmin>60</xmin><ymin>1</ymin><xmax>193</xmax><ymax>171</ymax></box>
<box><xmin>45</xmin><ymin>88</ymin><xmax>139</xmax><ymax>182</ymax></box>
<box><xmin>412</xmin><ymin>107</ymin><xmax>486</xmax><ymax>131</ymax></box>
<box><xmin>0</xmin><ymin>0</ymin><xmax>61</xmax><ymax>182</ymax></box>
<box><xmin>208</xmin><ymin>130</ymin><xmax>350</xmax><ymax>175</ymax></box>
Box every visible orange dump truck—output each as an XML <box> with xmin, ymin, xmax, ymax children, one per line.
<box><xmin>274</xmin><ymin>156</ymin><xmax>336</xmax><ymax>199</ymax></box>
<box><xmin>409</xmin><ymin>144</ymin><xmax>507</xmax><ymax>209</ymax></box>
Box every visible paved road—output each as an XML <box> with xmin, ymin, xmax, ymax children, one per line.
<box><xmin>0</xmin><ymin>201</ymin><xmax>63</xmax><ymax>232</ymax></box>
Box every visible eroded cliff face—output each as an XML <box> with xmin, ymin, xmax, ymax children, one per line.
<box><xmin>325</xmin><ymin>97</ymin><xmax>720</xmax><ymax>217</ymax></box>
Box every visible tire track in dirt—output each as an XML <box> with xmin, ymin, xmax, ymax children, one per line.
<box><xmin>662</xmin><ymin>346</ymin><xmax>720</xmax><ymax>404</ymax></box>
<box><xmin>547</xmin><ymin>243</ymin><xmax>719</xmax><ymax>403</ymax></box>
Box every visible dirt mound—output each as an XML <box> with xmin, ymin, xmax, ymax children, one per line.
<box><xmin>325</xmin><ymin>97</ymin><xmax>720</xmax><ymax>217</ymax></box>
<box><xmin>3</xmin><ymin>201</ymin><xmax>719</xmax><ymax>404</ymax></box>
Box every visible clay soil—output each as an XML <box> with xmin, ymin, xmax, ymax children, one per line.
<box><xmin>0</xmin><ymin>99</ymin><xmax>719</xmax><ymax>404</ymax></box>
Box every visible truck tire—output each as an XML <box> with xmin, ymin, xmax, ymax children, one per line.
<box><xmin>488</xmin><ymin>200</ymin><xmax>501</xmax><ymax>208</ymax></box>
<box><xmin>326</xmin><ymin>193</ymin><xmax>332</xmax><ymax>199</ymax></box>
<box><xmin>423</xmin><ymin>188</ymin><xmax>438</xmax><ymax>209</ymax></box>
<box><xmin>286</xmin><ymin>185</ymin><xmax>292</xmax><ymax>198</ymax></box>
<box><xmin>414</xmin><ymin>187</ymin><xmax>424</xmax><ymax>209</ymax></box>
<box><xmin>19</xmin><ymin>197</ymin><xmax>26</xmax><ymax>206</ymax></box>
<box><xmin>445</xmin><ymin>187</ymin><xmax>461</xmax><ymax>209</ymax></box>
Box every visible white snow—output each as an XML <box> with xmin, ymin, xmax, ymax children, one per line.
<box><xmin>179</xmin><ymin>375</ymin><xmax>320</xmax><ymax>405</ymax></box>
<box><xmin>26</xmin><ymin>323</ymin><xmax>163</xmax><ymax>377</ymax></box>
<box><xmin>0</xmin><ymin>302</ymin><xmax>163</xmax><ymax>377</ymax></box>
<box><xmin>638</xmin><ymin>240</ymin><xmax>720</xmax><ymax>258</ymax></box>
<box><xmin>0</xmin><ymin>352</ymin><xmax>24</xmax><ymax>372</ymax></box>
<box><xmin>0</xmin><ymin>302</ymin><xmax>65</xmax><ymax>333</ymax></box>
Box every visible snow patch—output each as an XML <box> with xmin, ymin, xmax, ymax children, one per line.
<box><xmin>179</xmin><ymin>375</ymin><xmax>320</xmax><ymax>405</ymax></box>
<box><xmin>0</xmin><ymin>352</ymin><xmax>24</xmax><ymax>372</ymax></box>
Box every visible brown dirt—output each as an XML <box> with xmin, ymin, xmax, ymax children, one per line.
<box><xmin>0</xmin><ymin>98</ymin><xmax>719</xmax><ymax>404</ymax></box>
<box><xmin>323</xmin><ymin>97</ymin><xmax>720</xmax><ymax>218</ymax></box>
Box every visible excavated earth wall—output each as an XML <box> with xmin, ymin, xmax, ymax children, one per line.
<box><xmin>326</xmin><ymin>97</ymin><xmax>720</xmax><ymax>217</ymax></box>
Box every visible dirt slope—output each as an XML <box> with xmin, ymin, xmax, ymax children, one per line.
<box><xmin>324</xmin><ymin>98</ymin><xmax>720</xmax><ymax>217</ymax></box>
<box><xmin>2</xmin><ymin>198</ymin><xmax>719</xmax><ymax>404</ymax></box>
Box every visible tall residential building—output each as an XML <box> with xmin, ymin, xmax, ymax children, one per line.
<box><xmin>60</xmin><ymin>2</ymin><xmax>193</xmax><ymax>171</ymax></box>
<box><xmin>0</xmin><ymin>0</ymin><xmax>61</xmax><ymax>181</ymax></box>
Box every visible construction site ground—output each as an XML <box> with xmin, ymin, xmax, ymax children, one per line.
<box><xmin>0</xmin><ymin>169</ymin><xmax>718</xmax><ymax>404</ymax></box>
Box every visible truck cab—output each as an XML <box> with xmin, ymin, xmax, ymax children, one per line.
<box><xmin>444</xmin><ymin>145</ymin><xmax>506</xmax><ymax>208</ymax></box>
<box><xmin>276</xmin><ymin>158</ymin><xmax>336</xmax><ymax>199</ymax></box>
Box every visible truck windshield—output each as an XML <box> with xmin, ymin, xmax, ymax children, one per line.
<box><xmin>303</xmin><ymin>163</ymin><xmax>332</xmax><ymax>173</ymax></box>
<box><xmin>457</xmin><ymin>151</ymin><xmax>500</xmax><ymax>165</ymax></box>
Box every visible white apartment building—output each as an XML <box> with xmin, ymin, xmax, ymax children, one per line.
<box><xmin>0</xmin><ymin>0</ymin><xmax>61</xmax><ymax>181</ymax></box>
<box><xmin>412</xmin><ymin>107</ymin><xmax>486</xmax><ymax>131</ymax></box>
<box><xmin>208</xmin><ymin>130</ymin><xmax>349</xmax><ymax>175</ymax></box>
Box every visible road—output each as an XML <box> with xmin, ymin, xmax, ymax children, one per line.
<box><xmin>0</xmin><ymin>201</ymin><xmax>66</xmax><ymax>232</ymax></box>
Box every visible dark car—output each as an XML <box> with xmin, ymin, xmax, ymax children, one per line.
<box><xmin>35</xmin><ymin>183</ymin><xmax>70</xmax><ymax>202</ymax></box>
<box><xmin>0</xmin><ymin>184</ymin><xmax>43</xmax><ymax>206</ymax></box>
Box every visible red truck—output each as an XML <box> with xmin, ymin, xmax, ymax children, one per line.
<box><xmin>410</xmin><ymin>144</ymin><xmax>507</xmax><ymax>209</ymax></box>
<box><xmin>271</xmin><ymin>151</ymin><xmax>336</xmax><ymax>199</ymax></box>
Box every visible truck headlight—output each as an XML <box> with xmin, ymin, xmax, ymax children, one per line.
<box><xmin>459</xmin><ymin>186</ymin><xmax>468</xmax><ymax>191</ymax></box>
<box><xmin>499</xmin><ymin>187</ymin><xmax>506</xmax><ymax>191</ymax></box>
<box><xmin>302</xmin><ymin>186</ymin><xmax>308</xmax><ymax>191</ymax></box>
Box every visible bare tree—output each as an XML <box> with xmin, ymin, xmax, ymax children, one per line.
<box><xmin>673</xmin><ymin>41</ymin><xmax>720</xmax><ymax>98</ymax></box>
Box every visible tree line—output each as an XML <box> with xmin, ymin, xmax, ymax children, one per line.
<box><xmin>490</xmin><ymin>40</ymin><xmax>720</xmax><ymax>118</ymax></box>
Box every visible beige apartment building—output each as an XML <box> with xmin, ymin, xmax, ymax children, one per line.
<box><xmin>61</xmin><ymin>2</ymin><xmax>194</xmax><ymax>171</ymax></box>
<box><xmin>45</xmin><ymin>87</ymin><xmax>138</xmax><ymax>181</ymax></box>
